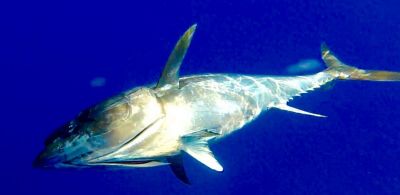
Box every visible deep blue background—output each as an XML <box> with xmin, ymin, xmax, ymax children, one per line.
<box><xmin>2</xmin><ymin>0</ymin><xmax>400</xmax><ymax>194</ymax></box>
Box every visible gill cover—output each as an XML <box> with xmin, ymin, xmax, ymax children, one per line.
<box><xmin>39</xmin><ymin>87</ymin><xmax>165</xmax><ymax>167</ymax></box>
<box><xmin>84</xmin><ymin>88</ymin><xmax>164</xmax><ymax>151</ymax></box>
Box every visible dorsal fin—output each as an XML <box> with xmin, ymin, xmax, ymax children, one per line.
<box><xmin>181</xmin><ymin>129</ymin><xmax>223</xmax><ymax>172</ymax></box>
<box><xmin>156</xmin><ymin>24</ymin><xmax>197</xmax><ymax>89</ymax></box>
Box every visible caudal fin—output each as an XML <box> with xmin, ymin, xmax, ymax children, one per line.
<box><xmin>321</xmin><ymin>43</ymin><xmax>400</xmax><ymax>81</ymax></box>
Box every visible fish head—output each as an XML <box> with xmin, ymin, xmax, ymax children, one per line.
<box><xmin>33</xmin><ymin>87</ymin><xmax>165</xmax><ymax>168</ymax></box>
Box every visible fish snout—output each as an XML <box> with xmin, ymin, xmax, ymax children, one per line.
<box><xmin>33</xmin><ymin>142</ymin><xmax>68</xmax><ymax>168</ymax></box>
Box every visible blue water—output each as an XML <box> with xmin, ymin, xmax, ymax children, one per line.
<box><xmin>2</xmin><ymin>0</ymin><xmax>400</xmax><ymax>194</ymax></box>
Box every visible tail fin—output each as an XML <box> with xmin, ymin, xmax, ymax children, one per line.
<box><xmin>321</xmin><ymin>43</ymin><xmax>400</xmax><ymax>81</ymax></box>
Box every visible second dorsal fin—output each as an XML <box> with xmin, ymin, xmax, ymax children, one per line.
<box><xmin>156</xmin><ymin>24</ymin><xmax>197</xmax><ymax>89</ymax></box>
<box><xmin>275</xmin><ymin>104</ymin><xmax>327</xmax><ymax>118</ymax></box>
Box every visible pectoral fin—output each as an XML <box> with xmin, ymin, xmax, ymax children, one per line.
<box><xmin>276</xmin><ymin>104</ymin><xmax>327</xmax><ymax>118</ymax></box>
<box><xmin>181</xmin><ymin>129</ymin><xmax>223</xmax><ymax>172</ymax></box>
<box><xmin>156</xmin><ymin>24</ymin><xmax>197</xmax><ymax>89</ymax></box>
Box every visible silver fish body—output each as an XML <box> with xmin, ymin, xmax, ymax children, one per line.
<box><xmin>35</xmin><ymin>24</ymin><xmax>400</xmax><ymax>183</ymax></box>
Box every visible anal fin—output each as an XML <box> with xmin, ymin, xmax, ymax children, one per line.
<box><xmin>276</xmin><ymin>104</ymin><xmax>327</xmax><ymax>118</ymax></box>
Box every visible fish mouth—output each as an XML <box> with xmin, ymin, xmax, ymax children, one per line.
<box><xmin>32</xmin><ymin>141</ymin><xmax>93</xmax><ymax>169</ymax></box>
<box><xmin>32</xmin><ymin>148</ymin><xmax>80</xmax><ymax>168</ymax></box>
<box><xmin>33</xmin><ymin>151</ymin><xmax>68</xmax><ymax>168</ymax></box>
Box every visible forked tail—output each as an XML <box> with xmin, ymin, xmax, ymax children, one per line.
<box><xmin>322</xmin><ymin>43</ymin><xmax>400</xmax><ymax>81</ymax></box>
<box><xmin>270</xmin><ymin>44</ymin><xmax>400</xmax><ymax>118</ymax></box>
